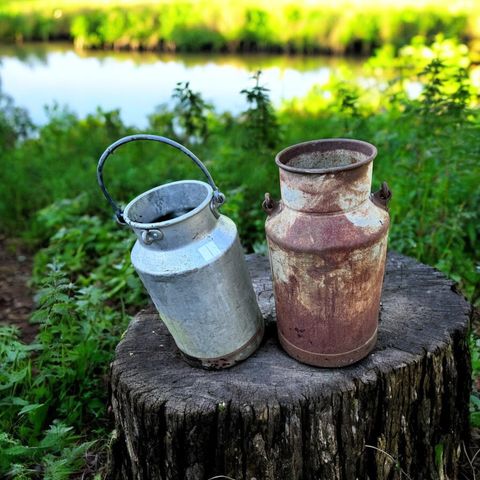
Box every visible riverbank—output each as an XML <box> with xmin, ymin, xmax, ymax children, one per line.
<box><xmin>1</xmin><ymin>0</ymin><xmax>479</xmax><ymax>55</ymax></box>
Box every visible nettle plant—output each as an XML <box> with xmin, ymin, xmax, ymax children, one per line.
<box><xmin>0</xmin><ymin>196</ymin><xmax>145</xmax><ymax>479</ymax></box>
<box><xmin>417</xmin><ymin>59</ymin><xmax>472</xmax><ymax>116</ymax></box>
<box><xmin>172</xmin><ymin>81</ymin><xmax>212</xmax><ymax>142</ymax></box>
<box><xmin>240</xmin><ymin>70</ymin><xmax>281</xmax><ymax>150</ymax></box>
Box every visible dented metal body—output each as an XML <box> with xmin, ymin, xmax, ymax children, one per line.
<box><xmin>264</xmin><ymin>139</ymin><xmax>390</xmax><ymax>367</ymax></box>
<box><xmin>98</xmin><ymin>135</ymin><xmax>263</xmax><ymax>370</ymax></box>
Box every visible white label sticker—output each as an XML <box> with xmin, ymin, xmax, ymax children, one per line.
<box><xmin>198</xmin><ymin>241</ymin><xmax>221</xmax><ymax>261</ymax></box>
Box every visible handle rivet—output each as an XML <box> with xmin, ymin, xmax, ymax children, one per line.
<box><xmin>142</xmin><ymin>229</ymin><xmax>164</xmax><ymax>245</ymax></box>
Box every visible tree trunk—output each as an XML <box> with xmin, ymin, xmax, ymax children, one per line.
<box><xmin>108</xmin><ymin>252</ymin><xmax>471</xmax><ymax>480</ymax></box>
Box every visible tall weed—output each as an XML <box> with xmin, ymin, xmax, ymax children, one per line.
<box><xmin>172</xmin><ymin>81</ymin><xmax>212</xmax><ymax>142</ymax></box>
<box><xmin>240</xmin><ymin>70</ymin><xmax>281</xmax><ymax>150</ymax></box>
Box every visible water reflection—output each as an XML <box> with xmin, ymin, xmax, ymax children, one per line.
<box><xmin>0</xmin><ymin>43</ymin><xmax>363</xmax><ymax>126</ymax></box>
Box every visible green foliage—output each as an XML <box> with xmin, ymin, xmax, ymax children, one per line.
<box><xmin>335</xmin><ymin>83</ymin><xmax>361</xmax><ymax>117</ymax></box>
<box><xmin>374</xmin><ymin>62</ymin><xmax>480</xmax><ymax>304</ymax></box>
<box><xmin>241</xmin><ymin>8</ymin><xmax>277</xmax><ymax>50</ymax></box>
<box><xmin>71</xmin><ymin>12</ymin><xmax>104</xmax><ymax>49</ymax></box>
<box><xmin>171</xmin><ymin>26</ymin><xmax>225</xmax><ymax>53</ymax></box>
<box><xmin>0</xmin><ymin>418</ymin><xmax>94</xmax><ymax>479</ymax></box>
<box><xmin>417</xmin><ymin>58</ymin><xmax>472</xmax><ymax>115</ymax></box>
<box><xmin>172</xmin><ymin>81</ymin><xmax>212</xmax><ymax>142</ymax></box>
<box><xmin>0</xmin><ymin>83</ymin><xmax>33</xmax><ymax>150</ymax></box>
<box><xmin>0</xmin><ymin>1</ymin><xmax>477</xmax><ymax>55</ymax></box>
<box><xmin>0</xmin><ymin>104</ymin><xmax>131</xmax><ymax>237</ymax></box>
<box><xmin>240</xmin><ymin>70</ymin><xmax>281</xmax><ymax>150</ymax></box>
<box><xmin>33</xmin><ymin>196</ymin><xmax>145</xmax><ymax>307</ymax></box>
<box><xmin>0</xmin><ymin>197</ymin><xmax>145</xmax><ymax>478</ymax></box>
<box><xmin>470</xmin><ymin>332</ymin><xmax>480</xmax><ymax>429</ymax></box>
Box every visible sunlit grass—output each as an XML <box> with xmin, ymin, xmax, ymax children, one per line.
<box><xmin>1</xmin><ymin>0</ymin><xmax>478</xmax><ymax>9</ymax></box>
<box><xmin>1</xmin><ymin>0</ymin><xmax>479</xmax><ymax>54</ymax></box>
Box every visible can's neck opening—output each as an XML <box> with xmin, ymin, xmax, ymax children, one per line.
<box><xmin>276</xmin><ymin>138</ymin><xmax>377</xmax><ymax>175</ymax></box>
<box><xmin>123</xmin><ymin>180</ymin><xmax>213</xmax><ymax>230</ymax></box>
<box><xmin>286</xmin><ymin>148</ymin><xmax>366</xmax><ymax>170</ymax></box>
<box><xmin>140</xmin><ymin>205</ymin><xmax>196</xmax><ymax>224</ymax></box>
<box><xmin>122</xmin><ymin>181</ymin><xmax>219</xmax><ymax>249</ymax></box>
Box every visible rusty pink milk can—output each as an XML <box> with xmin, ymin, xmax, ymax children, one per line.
<box><xmin>263</xmin><ymin>139</ymin><xmax>391</xmax><ymax>367</ymax></box>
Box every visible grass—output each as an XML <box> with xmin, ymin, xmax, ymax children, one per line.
<box><xmin>0</xmin><ymin>37</ymin><xmax>479</xmax><ymax>477</ymax></box>
<box><xmin>0</xmin><ymin>0</ymin><xmax>479</xmax><ymax>56</ymax></box>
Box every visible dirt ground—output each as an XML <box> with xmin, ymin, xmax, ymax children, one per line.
<box><xmin>0</xmin><ymin>235</ymin><xmax>36</xmax><ymax>342</ymax></box>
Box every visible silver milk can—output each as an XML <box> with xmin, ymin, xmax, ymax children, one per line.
<box><xmin>263</xmin><ymin>138</ymin><xmax>391</xmax><ymax>368</ymax></box>
<box><xmin>97</xmin><ymin>134</ymin><xmax>264</xmax><ymax>369</ymax></box>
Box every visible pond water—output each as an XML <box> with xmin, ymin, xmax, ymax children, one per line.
<box><xmin>0</xmin><ymin>43</ymin><xmax>363</xmax><ymax>127</ymax></box>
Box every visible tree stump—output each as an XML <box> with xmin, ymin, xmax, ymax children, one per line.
<box><xmin>108</xmin><ymin>253</ymin><xmax>471</xmax><ymax>480</ymax></box>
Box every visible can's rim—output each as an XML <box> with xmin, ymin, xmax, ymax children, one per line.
<box><xmin>275</xmin><ymin>138</ymin><xmax>377</xmax><ymax>174</ymax></box>
<box><xmin>123</xmin><ymin>180</ymin><xmax>213</xmax><ymax>230</ymax></box>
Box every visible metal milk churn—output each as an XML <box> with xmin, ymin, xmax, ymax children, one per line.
<box><xmin>263</xmin><ymin>139</ymin><xmax>391</xmax><ymax>367</ymax></box>
<box><xmin>97</xmin><ymin>134</ymin><xmax>264</xmax><ymax>369</ymax></box>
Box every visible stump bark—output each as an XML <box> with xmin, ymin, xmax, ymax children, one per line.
<box><xmin>108</xmin><ymin>252</ymin><xmax>472</xmax><ymax>480</ymax></box>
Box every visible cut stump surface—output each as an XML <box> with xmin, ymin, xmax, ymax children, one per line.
<box><xmin>109</xmin><ymin>252</ymin><xmax>471</xmax><ymax>480</ymax></box>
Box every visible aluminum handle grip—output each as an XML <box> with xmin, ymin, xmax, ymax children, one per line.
<box><xmin>97</xmin><ymin>134</ymin><xmax>225</xmax><ymax>224</ymax></box>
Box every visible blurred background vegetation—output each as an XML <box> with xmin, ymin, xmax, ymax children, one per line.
<box><xmin>0</xmin><ymin>1</ymin><xmax>479</xmax><ymax>478</ymax></box>
<box><xmin>1</xmin><ymin>0</ymin><xmax>480</xmax><ymax>59</ymax></box>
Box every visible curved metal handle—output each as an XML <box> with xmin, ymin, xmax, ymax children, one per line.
<box><xmin>97</xmin><ymin>134</ymin><xmax>225</xmax><ymax>224</ymax></box>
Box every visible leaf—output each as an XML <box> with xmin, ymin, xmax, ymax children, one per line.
<box><xmin>0</xmin><ymin>396</ymin><xmax>28</xmax><ymax>407</ymax></box>
<box><xmin>18</xmin><ymin>403</ymin><xmax>45</xmax><ymax>416</ymax></box>
<box><xmin>470</xmin><ymin>394</ymin><xmax>480</xmax><ymax>410</ymax></box>
<box><xmin>40</xmin><ymin>422</ymin><xmax>75</xmax><ymax>450</ymax></box>
<box><xmin>0</xmin><ymin>367</ymin><xmax>29</xmax><ymax>390</ymax></box>
<box><xmin>3</xmin><ymin>444</ymin><xmax>32</xmax><ymax>457</ymax></box>
<box><xmin>471</xmin><ymin>411</ymin><xmax>480</xmax><ymax>428</ymax></box>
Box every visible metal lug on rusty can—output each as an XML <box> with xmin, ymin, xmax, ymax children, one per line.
<box><xmin>264</xmin><ymin>138</ymin><xmax>391</xmax><ymax>368</ymax></box>
<box><xmin>97</xmin><ymin>134</ymin><xmax>264</xmax><ymax>369</ymax></box>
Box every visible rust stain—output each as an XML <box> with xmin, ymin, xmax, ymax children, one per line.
<box><xmin>265</xmin><ymin>138</ymin><xmax>390</xmax><ymax>368</ymax></box>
